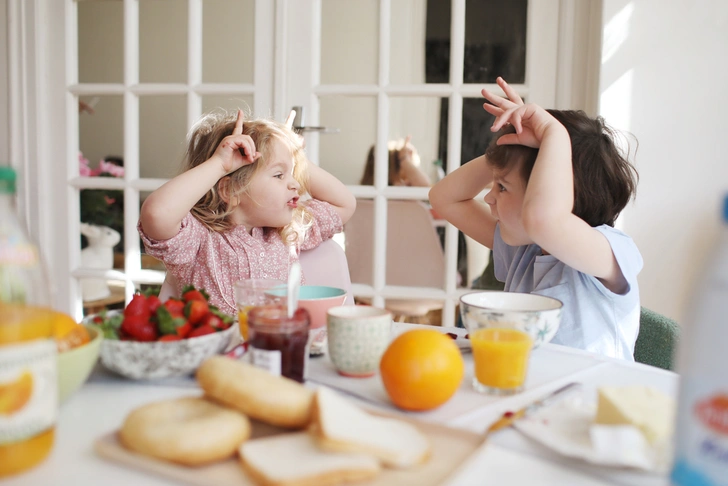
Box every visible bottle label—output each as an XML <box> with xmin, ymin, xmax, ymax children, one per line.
<box><xmin>250</xmin><ymin>347</ymin><xmax>282</xmax><ymax>377</ymax></box>
<box><xmin>672</xmin><ymin>380</ymin><xmax>728</xmax><ymax>486</ymax></box>
<box><xmin>0</xmin><ymin>339</ymin><xmax>57</xmax><ymax>445</ymax></box>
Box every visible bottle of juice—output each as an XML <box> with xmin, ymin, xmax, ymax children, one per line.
<box><xmin>0</xmin><ymin>166</ymin><xmax>57</xmax><ymax>477</ymax></box>
<box><xmin>671</xmin><ymin>194</ymin><xmax>728</xmax><ymax>486</ymax></box>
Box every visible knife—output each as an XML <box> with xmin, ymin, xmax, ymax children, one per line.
<box><xmin>485</xmin><ymin>382</ymin><xmax>582</xmax><ymax>436</ymax></box>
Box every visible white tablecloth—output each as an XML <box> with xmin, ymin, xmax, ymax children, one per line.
<box><xmin>6</xmin><ymin>323</ymin><xmax>677</xmax><ymax>486</ymax></box>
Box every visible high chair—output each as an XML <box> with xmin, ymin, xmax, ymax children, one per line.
<box><xmin>157</xmin><ymin>239</ymin><xmax>354</xmax><ymax>305</ymax></box>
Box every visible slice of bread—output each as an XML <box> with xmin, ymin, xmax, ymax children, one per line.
<box><xmin>310</xmin><ymin>387</ymin><xmax>431</xmax><ymax>468</ymax></box>
<box><xmin>196</xmin><ymin>356</ymin><xmax>314</xmax><ymax>429</ymax></box>
<box><xmin>239</xmin><ymin>432</ymin><xmax>380</xmax><ymax>486</ymax></box>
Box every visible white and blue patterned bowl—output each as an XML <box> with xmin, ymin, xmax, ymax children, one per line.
<box><xmin>86</xmin><ymin>311</ymin><xmax>237</xmax><ymax>380</ymax></box>
<box><xmin>459</xmin><ymin>291</ymin><xmax>562</xmax><ymax>349</ymax></box>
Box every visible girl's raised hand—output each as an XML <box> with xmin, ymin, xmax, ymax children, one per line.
<box><xmin>213</xmin><ymin>109</ymin><xmax>261</xmax><ymax>174</ymax></box>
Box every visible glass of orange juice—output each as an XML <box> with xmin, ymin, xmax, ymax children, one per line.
<box><xmin>470</xmin><ymin>327</ymin><xmax>532</xmax><ymax>395</ymax></box>
<box><xmin>233</xmin><ymin>279</ymin><xmax>286</xmax><ymax>341</ymax></box>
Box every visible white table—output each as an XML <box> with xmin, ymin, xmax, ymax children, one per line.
<box><xmin>7</xmin><ymin>324</ymin><xmax>677</xmax><ymax>486</ymax></box>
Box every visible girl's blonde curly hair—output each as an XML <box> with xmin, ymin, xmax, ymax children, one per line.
<box><xmin>182</xmin><ymin>110</ymin><xmax>313</xmax><ymax>249</ymax></box>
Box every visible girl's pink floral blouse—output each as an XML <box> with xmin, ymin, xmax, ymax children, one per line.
<box><xmin>138</xmin><ymin>199</ymin><xmax>342</xmax><ymax>316</ymax></box>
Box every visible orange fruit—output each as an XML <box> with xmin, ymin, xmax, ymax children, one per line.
<box><xmin>379</xmin><ymin>329</ymin><xmax>464</xmax><ymax>411</ymax></box>
<box><xmin>53</xmin><ymin>311</ymin><xmax>90</xmax><ymax>352</ymax></box>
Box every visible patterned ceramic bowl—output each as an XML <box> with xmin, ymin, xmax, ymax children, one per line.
<box><xmin>459</xmin><ymin>291</ymin><xmax>563</xmax><ymax>349</ymax></box>
<box><xmin>87</xmin><ymin>311</ymin><xmax>237</xmax><ymax>380</ymax></box>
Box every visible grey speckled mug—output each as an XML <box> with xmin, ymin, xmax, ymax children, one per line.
<box><xmin>326</xmin><ymin>305</ymin><xmax>392</xmax><ymax>377</ymax></box>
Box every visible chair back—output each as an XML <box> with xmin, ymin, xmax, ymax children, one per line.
<box><xmin>344</xmin><ymin>199</ymin><xmax>445</xmax><ymax>288</ymax></box>
<box><xmin>298</xmin><ymin>239</ymin><xmax>354</xmax><ymax>305</ymax></box>
<box><xmin>156</xmin><ymin>239</ymin><xmax>354</xmax><ymax>305</ymax></box>
<box><xmin>633</xmin><ymin>307</ymin><xmax>680</xmax><ymax>371</ymax></box>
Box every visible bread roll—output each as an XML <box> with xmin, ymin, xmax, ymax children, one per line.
<box><xmin>197</xmin><ymin>356</ymin><xmax>314</xmax><ymax>428</ymax></box>
<box><xmin>119</xmin><ymin>396</ymin><xmax>251</xmax><ymax>466</ymax></box>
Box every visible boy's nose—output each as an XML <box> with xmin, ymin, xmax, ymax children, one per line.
<box><xmin>484</xmin><ymin>188</ymin><xmax>496</xmax><ymax>205</ymax></box>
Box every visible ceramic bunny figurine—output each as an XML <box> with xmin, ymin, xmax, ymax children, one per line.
<box><xmin>80</xmin><ymin>223</ymin><xmax>121</xmax><ymax>301</ymax></box>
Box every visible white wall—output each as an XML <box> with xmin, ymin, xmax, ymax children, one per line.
<box><xmin>600</xmin><ymin>0</ymin><xmax>728</xmax><ymax>323</ymax></box>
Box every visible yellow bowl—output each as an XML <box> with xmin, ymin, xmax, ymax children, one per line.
<box><xmin>57</xmin><ymin>324</ymin><xmax>102</xmax><ymax>402</ymax></box>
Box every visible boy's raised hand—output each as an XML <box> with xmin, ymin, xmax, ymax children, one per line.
<box><xmin>213</xmin><ymin>109</ymin><xmax>261</xmax><ymax>174</ymax></box>
<box><xmin>481</xmin><ymin>79</ymin><xmax>561</xmax><ymax>149</ymax></box>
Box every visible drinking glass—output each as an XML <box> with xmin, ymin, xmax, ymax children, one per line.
<box><xmin>233</xmin><ymin>279</ymin><xmax>285</xmax><ymax>341</ymax></box>
<box><xmin>470</xmin><ymin>328</ymin><xmax>532</xmax><ymax>395</ymax></box>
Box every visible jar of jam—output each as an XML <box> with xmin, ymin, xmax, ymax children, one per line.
<box><xmin>247</xmin><ymin>305</ymin><xmax>310</xmax><ymax>383</ymax></box>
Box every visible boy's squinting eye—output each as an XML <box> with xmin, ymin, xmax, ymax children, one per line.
<box><xmin>498</xmin><ymin>183</ymin><xmax>507</xmax><ymax>192</ymax></box>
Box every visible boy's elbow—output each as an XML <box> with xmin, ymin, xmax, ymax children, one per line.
<box><xmin>428</xmin><ymin>184</ymin><xmax>444</xmax><ymax>212</ymax></box>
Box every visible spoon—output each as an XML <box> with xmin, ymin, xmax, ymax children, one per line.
<box><xmin>287</xmin><ymin>261</ymin><xmax>302</xmax><ymax>318</ymax></box>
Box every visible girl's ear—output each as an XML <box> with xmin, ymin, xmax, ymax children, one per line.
<box><xmin>218</xmin><ymin>176</ymin><xmax>239</xmax><ymax>207</ymax></box>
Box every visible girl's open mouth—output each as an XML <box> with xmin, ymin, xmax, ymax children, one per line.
<box><xmin>287</xmin><ymin>197</ymin><xmax>299</xmax><ymax>209</ymax></box>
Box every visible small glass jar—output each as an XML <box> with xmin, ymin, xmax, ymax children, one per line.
<box><xmin>247</xmin><ymin>305</ymin><xmax>310</xmax><ymax>383</ymax></box>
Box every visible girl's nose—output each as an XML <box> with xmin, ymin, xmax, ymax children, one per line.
<box><xmin>289</xmin><ymin>177</ymin><xmax>300</xmax><ymax>191</ymax></box>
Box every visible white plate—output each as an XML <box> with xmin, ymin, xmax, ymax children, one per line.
<box><xmin>513</xmin><ymin>392</ymin><xmax>671</xmax><ymax>474</ymax></box>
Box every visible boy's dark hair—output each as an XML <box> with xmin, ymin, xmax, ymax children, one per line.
<box><xmin>484</xmin><ymin>109</ymin><xmax>638</xmax><ymax>227</ymax></box>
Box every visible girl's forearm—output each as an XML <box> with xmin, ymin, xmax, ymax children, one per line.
<box><xmin>140</xmin><ymin>157</ymin><xmax>227</xmax><ymax>240</ymax></box>
<box><xmin>399</xmin><ymin>159</ymin><xmax>431</xmax><ymax>187</ymax></box>
<box><xmin>306</xmin><ymin>161</ymin><xmax>357</xmax><ymax>224</ymax></box>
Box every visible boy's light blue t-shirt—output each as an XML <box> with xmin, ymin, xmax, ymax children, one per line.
<box><xmin>492</xmin><ymin>224</ymin><xmax>643</xmax><ymax>360</ymax></box>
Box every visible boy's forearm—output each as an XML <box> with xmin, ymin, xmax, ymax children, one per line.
<box><xmin>306</xmin><ymin>161</ymin><xmax>356</xmax><ymax>224</ymax></box>
<box><xmin>522</xmin><ymin>124</ymin><xmax>573</xmax><ymax>220</ymax></box>
<box><xmin>429</xmin><ymin>155</ymin><xmax>492</xmax><ymax>211</ymax></box>
<box><xmin>140</xmin><ymin>158</ymin><xmax>227</xmax><ymax>240</ymax></box>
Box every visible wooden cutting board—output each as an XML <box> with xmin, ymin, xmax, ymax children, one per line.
<box><xmin>95</xmin><ymin>411</ymin><xmax>486</xmax><ymax>486</ymax></box>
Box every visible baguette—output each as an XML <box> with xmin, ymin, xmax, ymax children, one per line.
<box><xmin>310</xmin><ymin>387</ymin><xmax>431</xmax><ymax>468</ymax></box>
<box><xmin>239</xmin><ymin>432</ymin><xmax>380</xmax><ymax>486</ymax></box>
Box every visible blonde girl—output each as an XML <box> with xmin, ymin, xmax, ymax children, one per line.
<box><xmin>139</xmin><ymin>110</ymin><xmax>356</xmax><ymax>315</ymax></box>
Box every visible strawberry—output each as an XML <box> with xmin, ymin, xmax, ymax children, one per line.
<box><xmin>184</xmin><ymin>300</ymin><xmax>209</xmax><ymax>325</ymax></box>
<box><xmin>158</xmin><ymin>334</ymin><xmax>182</xmax><ymax>342</ymax></box>
<box><xmin>163</xmin><ymin>299</ymin><xmax>185</xmax><ymax>318</ymax></box>
<box><xmin>188</xmin><ymin>324</ymin><xmax>216</xmax><ymax>338</ymax></box>
<box><xmin>176</xmin><ymin>321</ymin><xmax>192</xmax><ymax>338</ymax></box>
<box><xmin>181</xmin><ymin>285</ymin><xmax>209</xmax><ymax>302</ymax></box>
<box><xmin>156</xmin><ymin>305</ymin><xmax>190</xmax><ymax>337</ymax></box>
<box><xmin>146</xmin><ymin>295</ymin><xmax>163</xmax><ymax>314</ymax></box>
<box><xmin>121</xmin><ymin>315</ymin><xmax>157</xmax><ymax>342</ymax></box>
<box><xmin>124</xmin><ymin>293</ymin><xmax>151</xmax><ymax>320</ymax></box>
<box><xmin>201</xmin><ymin>313</ymin><xmax>225</xmax><ymax>331</ymax></box>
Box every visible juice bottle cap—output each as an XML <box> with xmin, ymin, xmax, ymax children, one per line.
<box><xmin>0</xmin><ymin>166</ymin><xmax>17</xmax><ymax>195</ymax></box>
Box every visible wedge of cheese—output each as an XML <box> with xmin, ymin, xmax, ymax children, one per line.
<box><xmin>594</xmin><ymin>386</ymin><xmax>675</xmax><ymax>444</ymax></box>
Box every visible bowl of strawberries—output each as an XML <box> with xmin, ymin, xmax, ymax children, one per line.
<box><xmin>88</xmin><ymin>285</ymin><xmax>238</xmax><ymax>380</ymax></box>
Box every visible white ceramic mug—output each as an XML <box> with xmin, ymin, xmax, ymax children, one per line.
<box><xmin>326</xmin><ymin>305</ymin><xmax>392</xmax><ymax>378</ymax></box>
